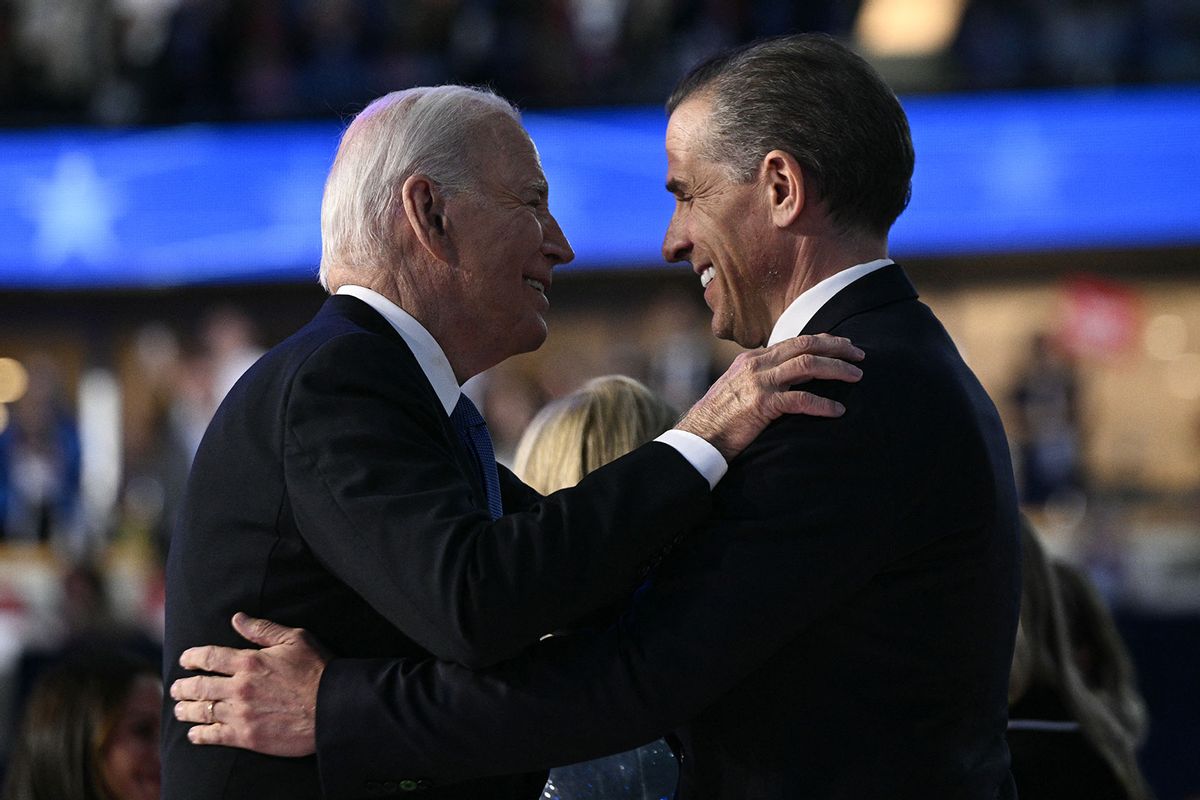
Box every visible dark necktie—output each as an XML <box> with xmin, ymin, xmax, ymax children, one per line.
<box><xmin>449</xmin><ymin>394</ymin><xmax>503</xmax><ymax>520</ymax></box>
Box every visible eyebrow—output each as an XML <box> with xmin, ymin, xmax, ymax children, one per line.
<box><xmin>665</xmin><ymin>178</ymin><xmax>689</xmax><ymax>195</ymax></box>
<box><xmin>528</xmin><ymin>178</ymin><xmax>549</xmax><ymax>198</ymax></box>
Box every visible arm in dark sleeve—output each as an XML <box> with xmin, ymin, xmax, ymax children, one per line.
<box><xmin>314</xmin><ymin>405</ymin><xmax>901</xmax><ymax>793</ymax></box>
<box><xmin>497</xmin><ymin>464</ymin><xmax>541</xmax><ymax>512</ymax></box>
<box><xmin>284</xmin><ymin>332</ymin><xmax>712</xmax><ymax>669</ymax></box>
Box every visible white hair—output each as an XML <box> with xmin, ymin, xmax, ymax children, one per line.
<box><xmin>318</xmin><ymin>85</ymin><xmax>522</xmax><ymax>290</ymax></box>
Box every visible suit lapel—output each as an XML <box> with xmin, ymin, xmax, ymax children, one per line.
<box><xmin>319</xmin><ymin>295</ymin><xmax>491</xmax><ymax>512</ymax></box>
<box><xmin>798</xmin><ymin>263</ymin><xmax>919</xmax><ymax>337</ymax></box>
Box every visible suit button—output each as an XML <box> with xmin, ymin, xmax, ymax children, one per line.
<box><xmin>399</xmin><ymin>779</ymin><xmax>419</xmax><ymax>792</ymax></box>
<box><xmin>382</xmin><ymin>781</ymin><xmax>398</xmax><ymax>793</ymax></box>
<box><xmin>364</xmin><ymin>781</ymin><xmax>381</xmax><ymax>795</ymax></box>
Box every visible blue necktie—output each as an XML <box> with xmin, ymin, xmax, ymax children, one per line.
<box><xmin>450</xmin><ymin>394</ymin><xmax>503</xmax><ymax>520</ymax></box>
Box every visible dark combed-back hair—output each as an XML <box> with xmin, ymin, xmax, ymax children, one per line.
<box><xmin>667</xmin><ymin>33</ymin><xmax>914</xmax><ymax>238</ymax></box>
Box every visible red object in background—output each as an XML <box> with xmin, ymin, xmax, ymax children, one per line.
<box><xmin>0</xmin><ymin>585</ymin><xmax>27</xmax><ymax>612</ymax></box>
<box><xmin>1056</xmin><ymin>276</ymin><xmax>1141</xmax><ymax>359</ymax></box>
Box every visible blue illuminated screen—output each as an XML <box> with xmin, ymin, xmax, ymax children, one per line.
<box><xmin>0</xmin><ymin>87</ymin><xmax>1197</xmax><ymax>288</ymax></box>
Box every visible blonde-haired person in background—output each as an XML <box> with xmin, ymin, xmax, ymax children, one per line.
<box><xmin>515</xmin><ymin>375</ymin><xmax>677</xmax><ymax>495</ymax></box>
<box><xmin>514</xmin><ymin>375</ymin><xmax>680</xmax><ymax>800</ymax></box>
<box><xmin>1008</xmin><ymin>518</ymin><xmax>1153</xmax><ymax>800</ymax></box>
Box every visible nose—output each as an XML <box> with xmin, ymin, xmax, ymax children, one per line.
<box><xmin>542</xmin><ymin>212</ymin><xmax>575</xmax><ymax>266</ymax></box>
<box><xmin>662</xmin><ymin>214</ymin><xmax>690</xmax><ymax>264</ymax></box>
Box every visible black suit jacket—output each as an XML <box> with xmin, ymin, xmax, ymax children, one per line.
<box><xmin>161</xmin><ymin>294</ymin><xmax>712</xmax><ymax>800</ymax></box>
<box><xmin>316</xmin><ymin>264</ymin><xmax>1022</xmax><ymax>799</ymax></box>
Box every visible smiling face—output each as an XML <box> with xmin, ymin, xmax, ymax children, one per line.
<box><xmin>442</xmin><ymin>116</ymin><xmax>574</xmax><ymax>374</ymax></box>
<box><xmin>98</xmin><ymin>674</ymin><xmax>161</xmax><ymax>800</ymax></box>
<box><xmin>662</xmin><ymin>95</ymin><xmax>785</xmax><ymax>348</ymax></box>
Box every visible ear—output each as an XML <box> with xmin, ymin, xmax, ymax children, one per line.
<box><xmin>760</xmin><ymin>150</ymin><xmax>806</xmax><ymax>229</ymax></box>
<box><xmin>400</xmin><ymin>173</ymin><xmax>452</xmax><ymax>262</ymax></box>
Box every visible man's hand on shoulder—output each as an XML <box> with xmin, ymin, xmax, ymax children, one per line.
<box><xmin>171</xmin><ymin>612</ymin><xmax>329</xmax><ymax>758</ymax></box>
<box><xmin>676</xmin><ymin>334</ymin><xmax>864</xmax><ymax>461</ymax></box>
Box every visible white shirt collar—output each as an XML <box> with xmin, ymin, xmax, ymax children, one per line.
<box><xmin>766</xmin><ymin>259</ymin><xmax>894</xmax><ymax>346</ymax></box>
<box><xmin>335</xmin><ymin>285</ymin><xmax>461</xmax><ymax>416</ymax></box>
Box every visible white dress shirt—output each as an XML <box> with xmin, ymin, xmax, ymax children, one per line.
<box><xmin>336</xmin><ymin>285</ymin><xmax>727</xmax><ymax>488</ymax></box>
<box><xmin>766</xmin><ymin>258</ymin><xmax>893</xmax><ymax>346</ymax></box>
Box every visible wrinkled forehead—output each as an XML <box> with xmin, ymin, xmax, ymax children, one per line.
<box><xmin>469</xmin><ymin>115</ymin><xmax>548</xmax><ymax>189</ymax></box>
<box><xmin>494</xmin><ymin>116</ymin><xmax>542</xmax><ymax>167</ymax></box>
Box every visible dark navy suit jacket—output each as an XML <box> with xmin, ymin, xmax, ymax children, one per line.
<box><xmin>161</xmin><ymin>294</ymin><xmax>711</xmax><ymax>799</ymax></box>
<box><xmin>316</xmin><ymin>264</ymin><xmax>1023</xmax><ymax>799</ymax></box>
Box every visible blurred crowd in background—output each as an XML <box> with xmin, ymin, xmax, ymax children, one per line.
<box><xmin>1</xmin><ymin>1</ymin><xmax>1200</xmax><ymax>797</ymax></box>
<box><xmin>1</xmin><ymin>0</ymin><xmax>1200</xmax><ymax>127</ymax></box>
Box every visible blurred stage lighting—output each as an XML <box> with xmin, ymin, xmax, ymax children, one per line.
<box><xmin>856</xmin><ymin>0</ymin><xmax>967</xmax><ymax>56</ymax></box>
<box><xmin>1144</xmin><ymin>314</ymin><xmax>1189</xmax><ymax>361</ymax></box>
<box><xmin>1166</xmin><ymin>352</ymin><xmax>1200</xmax><ymax>400</ymax></box>
<box><xmin>0</xmin><ymin>357</ymin><xmax>30</xmax><ymax>404</ymax></box>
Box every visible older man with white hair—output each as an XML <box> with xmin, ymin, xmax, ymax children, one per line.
<box><xmin>162</xmin><ymin>84</ymin><xmax>863</xmax><ymax>800</ymax></box>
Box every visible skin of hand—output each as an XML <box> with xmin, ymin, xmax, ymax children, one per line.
<box><xmin>171</xmin><ymin>613</ymin><xmax>328</xmax><ymax>757</ymax></box>
<box><xmin>675</xmin><ymin>333</ymin><xmax>864</xmax><ymax>461</ymax></box>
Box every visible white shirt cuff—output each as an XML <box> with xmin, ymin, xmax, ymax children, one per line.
<box><xmin>654</xmin><ymin>429</ymin><xmax>728</xmax><ymax>490</ymax></box>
